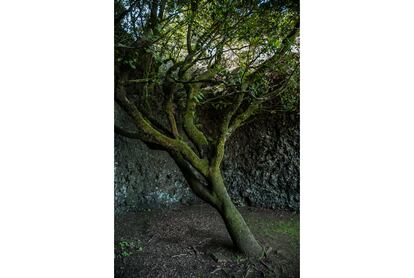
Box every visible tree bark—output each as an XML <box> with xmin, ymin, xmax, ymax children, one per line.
<box><xmin>172</xmin><ymin>152</ymin><xmax>264</xmax><ymax>257</ymax></box>
<box><xmin>209</xmin><ymin>170</ymin><xmax>264</xmax><ymax>257</ymax></box>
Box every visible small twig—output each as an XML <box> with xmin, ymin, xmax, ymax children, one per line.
<box><xmin>260</xmin><ymin>260</ymin><xmax>276</xmax><ymax>274</ymax></box>
<box><xmin>264</xmin><ymin>246</ymin><xmax>273</xmax><ymax>257</ymax></box>
<box><xmin>250</xmin><ymin>264</ymin><xmax>264</xmax><ymax>276</ymax></box>
<box><xmin>191</xmin><ymin>245</ymin><xmax>200</xmax><ymax>256</ymax></box>
<box><xmin>171</xmin><ymin>253</ymin><xmax>187</xmax><ymax>258</ymax></box>
<box><xmin>210</xmin><ymin>267</ymin><xmax>222</xmax><ymax>274</ymax></box>
<box><xmin>147</xmin><ymin>235</ymin><xmax>155</xmax><ymax>243</ymax></box>
<box><xmin>243</xmin><ymin>267</ymin><xmax>253</xmax><ymax>278</ymax></box>
<box><xmin>197</xmin><ymin>238</ymin><xmax>211</xmax><ymax>246</ymax></box>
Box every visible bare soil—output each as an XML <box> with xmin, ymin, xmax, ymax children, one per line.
<box><xmin>115</xmin><ymin>204</ymin><xmax>299</xmax><ymax>278</ymax></box>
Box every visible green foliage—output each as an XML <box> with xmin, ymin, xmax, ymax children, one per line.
<box><xmin>116</xmin><ymin>239</ymin><xmax>144</xmax><ymax>257</ymax></box>
<box><xmin>233</xmin><ymin>254</ymin><xmax>247</xmax><ymax>263</ymax></box>
<box><xmin>193</xmin><ymin>91</ymin><xmax>204</xmax><ymax>103</ymax></box>
<box><xmin>121</xmin><ymin>251</ymin><xmax>132</xmax><ymax>257</ymax></box>
<box><xmin>115</xmin><ymin>0</ymin><xmax>299</xmax><ymax>128</ymax></box>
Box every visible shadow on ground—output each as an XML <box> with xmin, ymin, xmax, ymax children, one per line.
<box><xmin>115</xmin><ymin>204</ymin><xmax>299</xmax><ymax>278</ymax></box>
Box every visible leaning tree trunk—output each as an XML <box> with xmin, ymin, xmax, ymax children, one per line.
<box><xmin>209</xmin><ymin>170</ymin><xmax>264</xmax><ymax>258</ymax></box>
<box><xmin>216</xmin><ymin>191</ymin><xmax>264</xmax><ymax>257</ymax></box>
<box><xmin>170</xmin><ymin>152</ymin><xmax>264</xmax><ymax>257</ymax></box>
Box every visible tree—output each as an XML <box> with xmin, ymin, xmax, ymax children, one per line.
<box><xmin>115</xmin><ymin>0</ymin><xmax>299</xmax><ymax>257</ymax></box>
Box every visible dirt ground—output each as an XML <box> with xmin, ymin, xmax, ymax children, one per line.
<box><xmin>115</xmin><ymin>204</ymin><xmax>299</xmax><ymax>278</ymax></box>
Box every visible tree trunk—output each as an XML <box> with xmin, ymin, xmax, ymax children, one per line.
<box><xmin>209</xmin><ymin>171</ymin><xmax>264</xmax><ymax>258</ymax></box>
<box><xmin>170</xmin><ymin>151</ymin><xmax>263</xmax><ymax>257</ymax></box>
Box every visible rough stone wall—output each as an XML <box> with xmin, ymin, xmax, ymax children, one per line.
<box><xmin>115</xmin><ymin>111</ymin><xmax>299</xmax><ymax>213</ymax></box>
<box><xmin>223</xmin><ymin>116</ymin><xmax>300</xmax><ymax>210</ymax></box>
<box><xmin>115</xmin><ymin>135</ymin><xmax>196</xmax><ymax>213</ymax></box>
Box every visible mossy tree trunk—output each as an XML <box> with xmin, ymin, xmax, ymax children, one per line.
<box><xmin>209</xmin><ymin>170</ymin><xmax>264</xmax><ymax>257</ymax></box>
<box><xmin>168</xmin><ymin>151</ymin><xmax>263</xmax><ymax>257</ymax></box>
<box><xmin>216</xmin><ymin>192</ymin><xmax>264</xmax><ymax>257</ymax></box>
<box><xmin>169</xmin><ymin>147</ymin><xmax>263</xmax><ymax>256</ymax></box>
<box><xmin>116</xmin><ymin>87</ymin><xmax>265</xmax><ymax>257</ymax></box>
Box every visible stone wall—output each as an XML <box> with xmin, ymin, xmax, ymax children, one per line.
<box><xmin>223</xmin><ymin>116</ymin><xmax>299</xmax><ymax>210</ymax></box>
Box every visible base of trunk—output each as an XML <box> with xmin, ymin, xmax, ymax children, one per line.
<box><xmin>217</xmin><ymin>194</ymin><xmax>264</xmax><ymax>257</ymax></box>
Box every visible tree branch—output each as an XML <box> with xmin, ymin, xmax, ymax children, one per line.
<box><xmin>183</xmin><ymin>84</ymin><xmax>209</xmax><ymax>156</ymax></box>
<box><xmin>116</xmin><ymin>82</ymin><xmax>209</xmax><ymax>176</ymax></box>
<box><xmin>163</xmin><ymin>81</ymin><xmax>180</xmax><ymax>139</ymax></box>
<box><xmin>170</xmin><ymin>151</ymin><xmax>218</xmax><ymax>206</ymax></box>
<box><xmin>115</xmin><ymin>124</ymin><xmax>167</xmax><ymax>151</ymax></box>
<box><xmin>247</xmin><ymin>21</ymin><xmax>299</xmax><ymax>80</ymax></box>
<box><xmin>228</xmin><ymin>101</ymin><xmax>261</xmax><ymax>135</ymax></box>
<box><xmin>211</xmin><ymin>92</ymin><xmax>245</xmax><ymax>170</ymax></box>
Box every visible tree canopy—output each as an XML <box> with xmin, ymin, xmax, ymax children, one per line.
<box><xmin>115</xmin><ymin>0</ymin><xmax>298</xmax><ymax>156</ymax></box>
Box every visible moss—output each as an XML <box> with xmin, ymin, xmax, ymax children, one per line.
<box><xmin>271</xmin><ymin>219</ymin><xmax>299</xmax><ymax>243</ymax></box>
<box><xmin>183</xmin><ymin>85</ymin><xmax>209</xmax><ymax>152</ymax></box>
<box><xmin>249</xmin><ymin>216</ymin><xmax>299</xmax><ymax>247</ymax></box>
